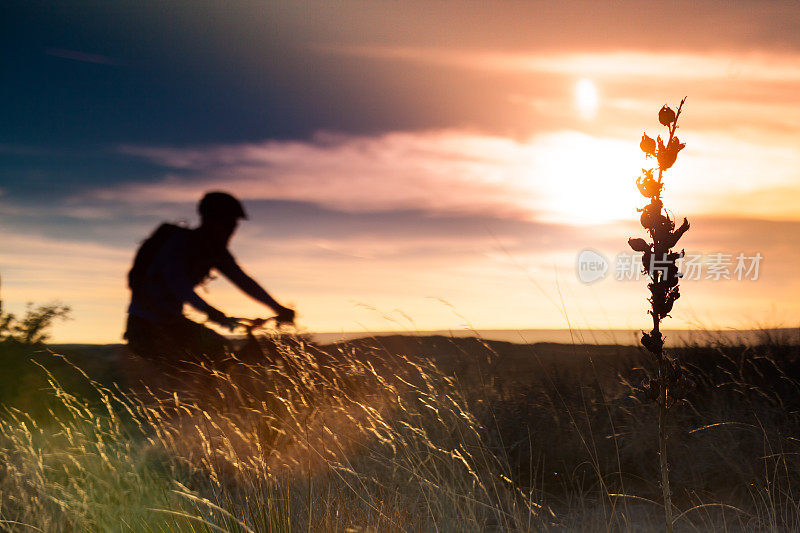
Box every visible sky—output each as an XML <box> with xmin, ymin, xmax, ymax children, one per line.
<box><xmin>2</xmin><ymin>1</ymin><xmax>800</xmax><ymax>342</ymax></box>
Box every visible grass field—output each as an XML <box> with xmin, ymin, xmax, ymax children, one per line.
<box><xmin>1</xmin><ymin>332</ymin><xmax>800</xmax><ymax>531</ymax></box>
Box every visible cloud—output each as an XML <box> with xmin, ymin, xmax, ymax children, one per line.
<box><xmin>305</xmin><ymin>46</ymin><xmax>800</xmax><ymax>139</ymax></box>
<box><xmin>101</xmin><ymin>129</ymin><xmax>657</xmax><ymax>227</ymax></box>
<box><xmin>45</xmin><ymin>48</ymin><xmax>115</xmax><ymax>65</ymax></box>
<box><xmin>94</xmin><ymin>122</ymin><xmax>800</xmax><ymax>227</ymax></box>
<box><xmin>5</xmin><ymin>164</ymin><xmax>800</xmax><ymax>343</ymax></box>
<box><xmin>316</xmin><ymin>46</ymin><xmax>800</xmax><ymax>83</ymax></box>
<box><xmin>4</xmin><ymin>211</ymin><xmax>799</xmax><ymax>342</ymax></box>
<box><xmin>107</xmin><ymin>130</ymin><xmax>548</xmax><ymax>218</ymax></box>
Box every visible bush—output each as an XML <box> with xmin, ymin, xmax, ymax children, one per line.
<box><xmin>0</xmin><ymin>299</ymin><xmax>71</xmax><ymax>345</ymax></box>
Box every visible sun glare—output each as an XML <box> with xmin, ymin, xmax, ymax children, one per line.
<box><xmin>533</xmin><ymin>133</ymin><xmax>641</xmax><ymax>224</ymax></box>
<box><xmin>575</xmin><ymin>78</ymin><xmax>599</xmax><ymax>119</ymax></box>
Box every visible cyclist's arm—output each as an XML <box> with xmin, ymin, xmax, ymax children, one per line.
<box><xmin>216</xmin><ymin>251</ymin><xmax>283</xmax><ymax>311</ymax></box>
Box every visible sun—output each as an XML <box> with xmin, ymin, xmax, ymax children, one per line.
<box><xmin>531</xmin><ymin>132</ymin><xmax>642</xmax><ymax>225</ymax></box>
<box><xmin>575</xmin><ymin>78</ymin><xmax>599</xmax><ymax>119</ymax></box>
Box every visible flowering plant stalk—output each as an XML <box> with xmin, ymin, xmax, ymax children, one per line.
<box><xmin>629</xmin><ymin>98</ymin><xmax>689</xmax><ymax>533</ymax></box>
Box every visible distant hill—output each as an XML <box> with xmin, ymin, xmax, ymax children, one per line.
<box><xmin>309</xmin><ymin>328</ymin><xmax>800</xmax><ymax>347</ymax></box>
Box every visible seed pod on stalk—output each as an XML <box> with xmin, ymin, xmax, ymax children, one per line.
<box><xmin>629</xmin><ymin>97</ymin><xmax>689</xmax><ymax>533</ymax></box>
<box><xmin>640</xmin><ymin>133</ymin><xmax>657</xmax><ymax>157</ymax></box>
<box><xmin>659</xmin><ymin>105</ymin><xmax>677</xmax><ymax>126</ymax></box>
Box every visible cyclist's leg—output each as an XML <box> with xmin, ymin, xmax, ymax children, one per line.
<box><xmin>124</xmin><ymin>315</ymin><xmax>192</xmax><ymax>390</ymax></box>
<box><xmin>125</xmin><ymin>314</ymin><xmax>183</xmax><ymax>361</ymax></box>
<box><xmin>173</xmin><ymin>318</ymin><xmax>231</xmax><ymax>365</ymax></box>
<box><xmin>126</xmin><ymin>315</ymin><xmax>229</xmax><ymax>365</ymax></box>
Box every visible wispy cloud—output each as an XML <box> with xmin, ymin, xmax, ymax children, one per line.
<box><xmin>109</xmin><ymin>130</ymin><xmax>549</xmax><ymax>218</ymax></box>
<box><xmin>315</xmin><ymin>45</ymin><xmax>800</xmax><ymax>83</ymax></box>
<box><xmin>103</xmin><ymin>130</ymin><xmax>649</xmax><ymax>226</ymax></box>
<box><xmin>99</xmin><ymin>125</ymin><xmax>800</xmax><ymax>224</ymax></box>
<box><xmin>45</xmin><ymin>48</ymin><xmax>115</xmax><ymax>65</ymax></box>
<box><xmin>4</xmin><ymin>212</ymin><xmax>799</xmax><ymax>342</ymax></box>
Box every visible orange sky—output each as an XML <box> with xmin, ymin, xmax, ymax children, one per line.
<box><xmin>2</xmin><ymin>2</ymin><xmax>799</xmax><ymax>342</ymax></box>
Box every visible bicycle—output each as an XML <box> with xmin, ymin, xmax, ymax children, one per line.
<box><xmin>228</xmin><ymin>317</ymin><xmax>343</xmax><ymax>387</ymax></box>
<box><xmin>230</xmin><ymin>316</ymin><xmax>300</xmax><ymax>371</ymax></box>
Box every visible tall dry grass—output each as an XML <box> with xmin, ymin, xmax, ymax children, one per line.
<box><xmin>0</xmin><ymin>336</ymin><xmax>538</xmax><ymax>531</ymax></box>
<box><xmin>1</xmin><ymin>332</ymin><xmax>800</xmax><ymax>531</ymax></box>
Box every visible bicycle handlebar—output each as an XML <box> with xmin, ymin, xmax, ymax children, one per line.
<box><xmin>231</xmin><ymin>316</ymin><xmax>294</xmax><ymax>332</ymax></box>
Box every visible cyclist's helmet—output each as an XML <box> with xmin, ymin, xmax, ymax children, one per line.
<box><xmin>198</xmin><ymin>192</ymin><xmax>248</xmax><ymax>221</ymax></box>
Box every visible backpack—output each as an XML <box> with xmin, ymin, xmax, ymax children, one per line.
<box><xmin>127</xmin><ymin>223</ymin><xmax>187</xmax><ymax>293</ymax></box>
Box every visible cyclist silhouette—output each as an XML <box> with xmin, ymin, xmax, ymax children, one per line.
<box><xmin>124</xmin><ymin>192</ymin><xmax>295</xmax><ymax>363</ymax></box>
